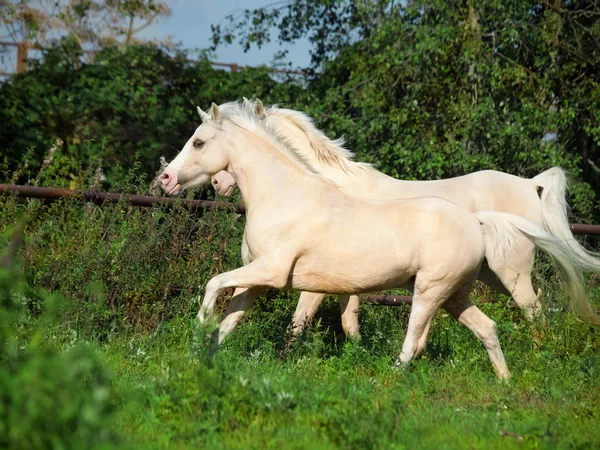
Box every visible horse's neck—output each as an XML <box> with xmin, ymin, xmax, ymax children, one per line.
<box><xmin>228</xmin><ymin>134</ymin><xmax>322</xmax><ymax>214</ymax></box>
<box><xmin>288</xmin><ymin>146</ymin><xmax>396</xmax><ymax>198</ymax></box>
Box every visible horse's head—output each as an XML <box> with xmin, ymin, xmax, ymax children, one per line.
<box><xmin>211</xmin><ymin>170</ymin><xmax>236</xmax><ymax>197</ymax></box>
<box><xmin>160</xmin><ymin>103</ymin><xmax>230</xmax><ymax>195</ymax></box>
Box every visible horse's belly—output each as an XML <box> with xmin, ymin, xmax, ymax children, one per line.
<box><xmin>289</xmin><ymin>253</ymin><xmax>415</xmax><ymax>294</ymax></box>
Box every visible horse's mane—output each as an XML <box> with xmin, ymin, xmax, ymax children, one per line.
<box><xmin>214</xmin><ymin>100</ymin><xmax>330</xmax><ymax>180</ymax></box>
<box><xmin>257</xmin><ymin>102</ymin><xmax>375</xmax><ymax>175</ymax></box>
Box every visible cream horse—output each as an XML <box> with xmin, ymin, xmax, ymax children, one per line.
<box><xmin>210</xmin><ymin>98</ymin><xmax>600</xmax><ymax>340</ymax></box>
<box><xmin>159</xmin><ymin>101</ymin><xmax>600</xmax><ymax>379</ymax></box>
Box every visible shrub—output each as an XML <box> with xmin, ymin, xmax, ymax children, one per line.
<box><xmin>0</xmin><ymin>229</ymin><xmax>120</xmax><ymax>450</ymax></box>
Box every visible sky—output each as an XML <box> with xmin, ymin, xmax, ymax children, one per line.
<box><xmin>140</xmin><ymin>0</ymin><xmax>313</xmax><ymax>69</ymax></box>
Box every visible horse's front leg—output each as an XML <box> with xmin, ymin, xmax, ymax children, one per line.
<box><xmin>218</xmin><ymin>286</ymin><xmax>267</xmax><ymax>345</ymax></box>
<box><xmin>198</xmin><ymin>259</ymin><xmax>288</xmax><ymax>325</ymax></box>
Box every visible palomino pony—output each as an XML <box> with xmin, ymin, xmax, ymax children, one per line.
<box><xmin>209</xmin><ymin>98</ymin><xmax>600</xmax><ymax>341</ymax></box>
<box><xmin>159</xmin><ymin>101</ymin><xmax>600</xmax><ymax>379</ymax></box>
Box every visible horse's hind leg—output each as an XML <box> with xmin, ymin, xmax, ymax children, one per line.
<box><xmin>443</xmin><ymin>292</ymin><xmax>510</xmax><ymax>380</ymax></box>
<box><xmin>288</xmin><ymin>292</ymin><xmax>327</xmax><ymax>339</ymax></box>
<box><xmin>395</xmin><ymin>282</ymin><xmax>450</xmax><ymax>368</ymax></box>
<box><xmin>486</xmin><ymin>236</ymin><xmax>542</xmax><ymax>320</ymax></box>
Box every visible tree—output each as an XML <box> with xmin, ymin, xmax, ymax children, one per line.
<box><xmin>1</xmin><ymin>0</ymin><xmax>171</xmax><ymax>50</ymax></box>
<box><xmin>0</xmin><ymin>40</ymin><xmax>302</xmax><ymax>187</ymax></box>
<box><xmin>211</xmin><ymin>0</ymin><xmax>394</xmax><ymax>70</ymax></box>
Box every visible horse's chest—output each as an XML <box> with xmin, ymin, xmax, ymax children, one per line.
<box><xmin>242</xmin><ymin>218</ymin><xmax>298</xmax><ymax>260</ymax></box>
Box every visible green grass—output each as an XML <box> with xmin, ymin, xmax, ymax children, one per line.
<box><xmin>30</xmin><ymin>294</ymin><xmax>598</xmax><ymax>450</ymax></box>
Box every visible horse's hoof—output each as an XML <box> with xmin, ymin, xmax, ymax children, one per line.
<box><xmin>392</xmin><ymin>360</ymin><xmax>410</xmax><ymax>373</ymax></box>
<box><xmin>496</xmin><ymin>374</ymin><xmax>511</xmax><ymax>384</ymax></box>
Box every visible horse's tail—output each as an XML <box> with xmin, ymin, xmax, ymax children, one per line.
<box><xmin>532</xmin><ymin>167</ymin><xmax>600</xmax><ymax>272</ymax></box>
<box><xmin>476</xmin><ymin>211</ymin><xmax>600</xmax><ymax>326</ymax></box>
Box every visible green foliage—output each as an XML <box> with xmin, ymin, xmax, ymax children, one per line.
<box><xmin>0</xmin><ymin>39</ymin><xmax>302</xmax><ymax>187</ymax></box>
<box><xmin>0</xmin><ymin>159</ymin><xmax>245</xmax><ymax>334</ymax></box>
<box><xmin>0</xmin><ymin>231</ymin><xmax>119</xmax><ymax>450</ymax></box>
<box><xmin>46</xmin><ymin>295</ymin><xmax>600</xmax><ymax>449</ymax></box>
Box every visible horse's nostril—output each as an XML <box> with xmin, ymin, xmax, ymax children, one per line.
<box><xmin>160</xmin><ymin>173</ymin><xmax>170</xmax><ymax>184</ymax></box>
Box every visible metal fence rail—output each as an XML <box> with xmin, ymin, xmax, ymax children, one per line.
<box><xmin>3</xmin><ymin>183</ymin><xmax>599</xmax><ymax>306</ymax></box>
<box><xmin>0</xmin><ymin>184</ymin><xmax>246</xmax><ymax>214</ymax></box>
<box><xmin>0</xmin><ymin>40</ymin><xmax>306</xmax><ymax>77</ymax></box>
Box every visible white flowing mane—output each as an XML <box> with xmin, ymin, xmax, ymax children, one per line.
<box><xmin>253</xmin><ymin>101</ymin><xmax>375</xmax><ymax>175</ymax></box>
<box><xmin>215</xmin><ymin>100</ymin><xmax>328</xmax><ymax>179</ymax></box>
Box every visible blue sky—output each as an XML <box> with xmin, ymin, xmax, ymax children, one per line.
<box><xmin>141</xmin><ymin>0</ymin><xmax>312</xmax><ymax>69</ymax></box>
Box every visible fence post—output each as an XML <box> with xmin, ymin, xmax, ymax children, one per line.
<box><xmin>16</xmin><ymin>41</ymin><xmax>29</xmax><ymax>74</ymax></box>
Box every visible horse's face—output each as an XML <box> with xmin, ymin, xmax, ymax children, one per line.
<box><xmin>160</xmin><ymin>104</ymin><xmax>230</xmax><ymax>195</ymax></box>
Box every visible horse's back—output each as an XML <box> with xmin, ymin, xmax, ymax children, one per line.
<box><xmin>370</xmin><ymin>170</ymin><xmax>543</xmax><ymax>225</ymax></box>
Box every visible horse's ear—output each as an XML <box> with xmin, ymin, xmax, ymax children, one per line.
<box><xmin>210</xmin><ymin>102</ymin><xmax>221</xmax><ymax>121</ymax></box>
<box><xmin>197</xmin><ymin>106</ymin><xmax>209</xmax><ymax>123</ymax></box>
<box><xmin>255</xmin><ymin>98</ymin><xmax>265</xmax><ymax>119</ymax></box>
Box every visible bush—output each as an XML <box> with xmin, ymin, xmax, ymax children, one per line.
<box><xmin>0</xmin><ymin>229</ymin><xmax>119</xmax><ymax>450</ymax></box>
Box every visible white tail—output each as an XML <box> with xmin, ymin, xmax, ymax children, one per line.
<box><xmin>533</xmin><ymin>167</ymin><xmax>600</xmax><ymax>272</ymax></box>
<box><xmin>476</xmin><ymin>211</ymin><xmax>600</xmax><ymax>326</ymax></box>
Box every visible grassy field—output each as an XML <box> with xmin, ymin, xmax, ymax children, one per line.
<box><xmin>4</xmin><ymin>270</ymin><xmax>600</xmax><ymax>449</ymax></box>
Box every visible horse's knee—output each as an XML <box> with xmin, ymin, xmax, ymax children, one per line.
<box><xmin>204</xmin><ymin>277</ymin><xmax>221</xmax><ymax>295</ymax></box>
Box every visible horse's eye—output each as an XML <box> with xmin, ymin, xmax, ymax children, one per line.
<box><xmin>193</xmin><ymin>139</ymin><xmax>204</xmax><ymax>149</ymax></box>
